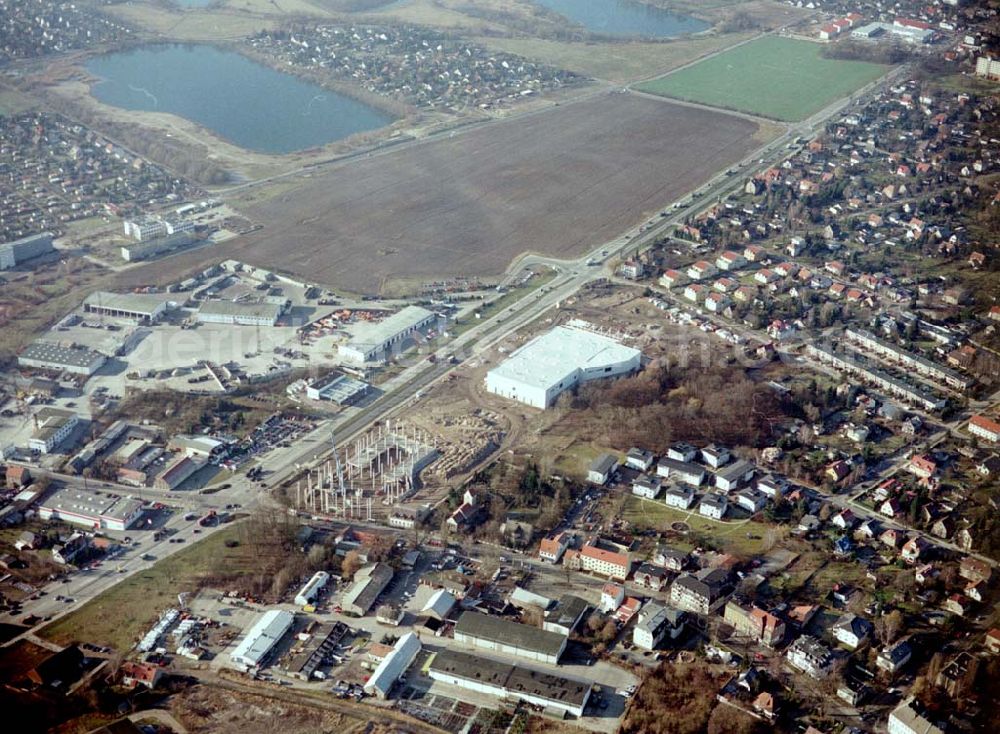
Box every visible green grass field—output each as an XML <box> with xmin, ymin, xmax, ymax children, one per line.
<box><xmin>38</xmin><ymin>523</ymin><xmax>245</xmax><ymax>651</ymax></box>
<box><xmin>635</xmin><ymin>36</ymin><xmax>890</xmax><ymax>122</ymax></box>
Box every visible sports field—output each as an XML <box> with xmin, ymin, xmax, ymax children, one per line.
<box><xmin>636</xmin><ymin>36</ymin><xmax>890</xmax><ymax>122</ymax></box>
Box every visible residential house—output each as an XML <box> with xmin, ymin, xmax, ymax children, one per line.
<box><xmin>888</xmin><ymin>697</ymin><xmax>943</xmax><ymax>734</ymax></box>
<box><xmin>664</xmin><ymin>485</ymin><xmax>696</xmax><ymax>510</ymax></box>
<box><xmin>984</xmin><ymin>628</ymin><xmax>1000</xmax><ymax>655</ymax></box>
<box><xmin>656</xmin><ymin>458</ymin><xmax>705</xmax><ymax>486</ymax></box>
<box><xmin>877</xmin><ymin>639</ymin><xmax>913</xmax><ymax>674</ymax></box>
<box><xmin>625</xmin><ymin>447</ymin><xmax>655</xmax><ymax>472</ymax></box>
<box><xmin>786</xmin><ymin>636</ymin><xmax>832</xmax><ymax>679</ymax></box>
<box><xmin>660</xmin><ymin>269</ymin><xmax>687</xmax><ymax>288</ymax></box>
<box><xmin>969</xmin><ymin>415</ymin><xmax>1000</xmax><ymax>443</ymax></box>
<box><xmin>587</xmin><ymin>454</ymin><xmax>618</xmax><ymax>485</ymax></box>
<box><xmin>633</xmin><ymin>602</ymin><xmax>685</xmax><ymax>650</ymax></box>
<box><xmin>907</xmin><ymin>454</ymin><xmax>937</xmax><ymax>480</ymax></box>
<box><xmin>736</xmin><ymin>489</ymin><xmax>768</xmax><ymax>514</ymax></box>
<box><xmin>715</xmin><ymin>459</ymin><xmax>755</xmax><ymax>491</ymax></box>
<box><xmin>653</xmin><ymin>546</ymin><xmax>688</xmax><ymax>572</ymax></box>
<box><xmin>944</xmin><ymin>594</ymin><xmax>972</xmax><ymax>617</ymax></box>
<box><xmin>901</xmin><ymin>536</ymin><xmax>930</xmax><ymax>564</ymax></box>
<box><xmin>538</xmin><ymin>532</ymin><xmax>571</xmax><ymax>564</ymax></box>
<box><xmin>120</xmin><ymin>661</ymin><xmax>163</xmax><ymax>690</ymax></box>
<box><xmin>831</xmin><ymin>509</ymin><xmax>857</xmax><ymax>531</ymax></box>
<box><xmin>723</xmin><ymin>601</ymin><xmax>785</xmax><ymax>647</ymax></box>
<box><xmin>687</xmin><ymin>261</ymin><xmax>717</xmax><ymax>280</ymax></box>
<box><xmin>667</xmin><ymin>443</ymin><xmax>697</xmax><ymax>462</ymax></box>
<box><xmin>600</xmin><ymin>583</ymin><xmax>625</xmax><ymax>613</ymax></box>
<box><xmin>716</xmin><ymin>251</ymin><xmax>746</xmax><ymax>271</ymax></box>
<box><xmin>633</xmin><ymin>563</ymin><xmax>670</xmax><ymax>592</ymax></box>
<box><xmin>960</xmin><ymin>556</ymin><xmax>993</xmax><ymax>584</ymax></box>
<box><xmin>699</xmin><ymin>494</ymin><xmax>728</xmax><ymax>520</ymax></box>
<box><xmin>832</xmin><ymin>614</ymin><xmax>873</xmax><ymax>649</ymax></box>
<box><xmin>669</xmin><ymin>569</ymin><xmax>733</xmax><ymax>615</ymax></box>
<box><xmin>568</xmin><ymin>538</ymin><xmax>631</xmax><ymax>580</ymax></box>
<box><xmin>632</xmin><ymin>474</ymin><xmax>662</xmax><ymax>500</ymax></box>
<box><xmin>756</xmin><ymin>475</ymin><xmax>786</xmax><ymax>500</ymax></box>
<box><xmin>701</xmin><ymin>445</ymin><xmax>730</xmax><ymax>469</ymax></box>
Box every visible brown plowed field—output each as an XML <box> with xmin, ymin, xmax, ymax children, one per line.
<box><xmin>124</xmin><ymin>92</ymin><xmax>764</xmax><ymax>294</ymax></box>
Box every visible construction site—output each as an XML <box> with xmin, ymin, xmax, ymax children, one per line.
<box><xmin>292</xmin><ymin>422</ymin><xmax>440</xmax><ymax>522</ymax></box>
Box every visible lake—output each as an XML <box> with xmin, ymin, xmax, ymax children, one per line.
<box><xmin>173</xmin><ymin>0</ymin><xmax>215</xmax><ymax>7</ymax></box>
<box><xmin>85</xmin><ymin>44</ymin><xmax>393</xmax><ymax>154</ymax></box>
<box><xmin>533</xmin><ymin>0</ymin><xmax>708</xmax><ymax>37</ymax></box>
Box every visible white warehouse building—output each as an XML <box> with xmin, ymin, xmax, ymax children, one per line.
<box><xmin>230</xmin><ymin>609</ymin><xmax>294</xmax><ymax>669</ymax></box>
<box><xmin>486</xmin><ymin>324</ymin><xmax>641</xmax><ymax>409</ymax></box>
<box><xmin>293</xmin><ymin>571</ymin><xmax>330</xmax><ymax>607</ymax></box>
<box><xmin>340</xmin><ymin>306</ymin><xmax>436</xmax><ymax>364</ymax></box>
<box><xmin>363</xmin><ymin>631</ymin><xmax>421</xmax><ymax>699</ymax></box>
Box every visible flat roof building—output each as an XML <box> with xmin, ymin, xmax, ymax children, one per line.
<box><xmin>340</xmin><ymin>306</ymin><xmax>436</xmax><ymax>364</ymax></box>
<box><xmin>0</xmin><ymin>232</ymin><xmax>54</xmax><ymax>270</ymax></box>
<box><xmin>38</xmin><ymin>486</ymin><xmax>144</xmax><ymax>531</ymax></box>
<box><xmin>486</xmin><ymin>324</ymin><xmax>641</xmax><ymax>409</ymax></box>
<box><xmin>83</xmin><ymin>291</ymin><xmax>171</xmax><ymax>323</ymax></box>
<box><xmin>230</xmin><ymin>609</ymin><xmax>294</xmax><ymax>669</ymax></box>
<box><xmin>454</xmin><ymin>612</ymin><xmax>567</xmax><ymax>665</ymax></box>
<box><xmin>306</xmin><ymin>373</ymin><xmax>370</xmax><ymax>404</ymax></box>
<box><xmin>29</xmin><ymin>407</ymin><xmax>79</xmax><ymax>454</ymax></box>
<box><xmin>429</xmin><ymin>648</ymin><xmax>592</xmax><ymax>718</ymax></box>
<box><xmin>197</xmin><ymin>300</ymin><xmax>282</xmax><ymax>326</ymax></box>
<box><xmin>18</xmin><ymin>341</ymin><xmax>106</xmax><ymax>377</ymax></box>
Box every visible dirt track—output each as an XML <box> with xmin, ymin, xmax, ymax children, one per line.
<box><xmin>123</xmin><ymin>92</ymin><xmax>763</xmax><ymax>295</ymax></box>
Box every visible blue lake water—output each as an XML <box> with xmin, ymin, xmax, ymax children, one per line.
<box><xmin>86</xmin><ymin>44</ymin><xmax>393</xmax><ymax>154</ymax></box>
<box><xmin>533</xmin><ymin>0</ymin><xmax>709</xmax><ymax>37</ymax></box>
<box><xmin>174</xmin><ymin>0</ymin><xmax>215</xmax><ymax>7</ymax></box>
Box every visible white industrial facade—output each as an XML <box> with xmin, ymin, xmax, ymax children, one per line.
<box><xmin>38</xmin><ymin>486</ymin><xmax>144</xmax><ymax>531</ymax></box>
<box><xmin>293</xmin><ymin>571</ymin><xmax>330</xmax><ymax>606</ymax></box>
<box><xmin>29</xmin><ymin>407</ymin><xmax>79</xmax><ymax>454</ymax></box>
<box><xmin>83</xmin><ymin>291</ymin><xmax>171</xmax><ymax>323</ymax></box>
<box><xmin>230</xmin><ymin>609</ymin><xmax>294</xmax><ymax>669</ymax></box>
<box><xmin>363</xmin><ymin>631</ymin><xmax>421</xmax><ymax>698</ymax></box>
<box><xmin>18</xmin><ymin>342</ymin><xmax>107</xmax><ymax>376</ymax></box>
<box><xmin>340</xmin><ymin>306</ymin><xmax>436</xmax><ymax>363</ymax></box>
<box><xmin>197</xmin><ymin>300</ymin><xmax>282</xmax><ymax>326</ymax></box>
<box><xmin>486</xmin><ymin>324</ymin><xmax>641</xmax><ymax>409</ymax></box>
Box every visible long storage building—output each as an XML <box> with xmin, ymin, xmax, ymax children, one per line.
<box><xmin>340</xmin><ymin>306</ymin><xmax>435</xmax><ymax>363</ymax></box>
<box><xmin>230</xmin><ymin>609</ymin><xmax>294</xmax><ymax>669</ymax></box>
<box><xmin>454</xmin><ymin>612</ymin><xmax>567</xmax><ymax>665</ymax></box>
<box><xmin>429</xmin><ymin>648</ymin><xmax>591</xmax><ymax>718</ymax></box>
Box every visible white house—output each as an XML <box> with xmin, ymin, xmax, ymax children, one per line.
<box><xmin>632</xmin><ymin>474</ymin><xmax>662</xmax><ymax>499</ymax></box>
<box><xmin>701</xmin><ymin>444</ymin><xmax>730</xmax><ymax>469</ymax></box>
<box><xmin>600</xmin><ymin>583</ymin><xmax>625</xmax><ymax>613</ymax></box>
<box><xmin>699</xmin><ymin>494</ymin><xmax>727</xmax><ymax>520</ymax></box>
<box><xmin>587</xmin><ymin>454</ymin><xmax>618</xmax><ymax>485</ymax></box>
<box><xmin>625</xmin><ymin>447</ymin><xmax>655</xmax><ymax>471</ymax></box>
<box><xmin>664</xmin><ymin>485</ymin><xmax>696</xmax><ymax>510</ymax></box>
<box><xmin>832</xmin><ymin>614</ymin><xmax>873</xmax><ymax>649</ymax></box>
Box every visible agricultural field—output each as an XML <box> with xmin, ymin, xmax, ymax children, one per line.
<box><xmin>636</xmin><ymin>36</ymin><xmax>890</xmax><ymax>121</ymax></box>
<box><xmin>124</xmin><ymin>93</ymin><xmax>767</xmax><ymax>295</ymax></box>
